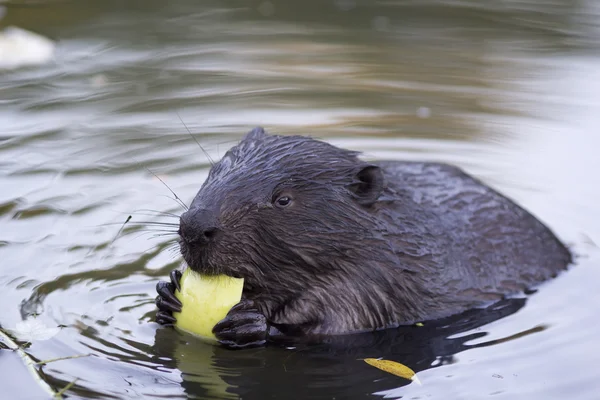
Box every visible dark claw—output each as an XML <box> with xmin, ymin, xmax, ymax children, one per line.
<box><xmin>156</xmin><ymin>311</ymin><xmax>176</xmax><ymax>326</ymax></box>
<box><xmin>228</xmin><ymin>298</ymin><xmax>257</xmax><ymax>312</ymax></box>
<box><xmin>155</xmin><ymin>294</ymin><xmax>182</xmax><ymax>313</ymax></box>
<box><xmin>156</xmin><ymin>281</ymin><xmax>182</xmax><ymax>310</ymax></box>
<box><xmin>213</xmin><ymin>309</ymin><xmax>266</xmax><ymax>332</ymax></box>
<box><xmin>155</xmin><ymin>269</ymin><xmax>184</xmax><ymax>326</ymax></box>
<box><xmin>213</xmin><ymin>299</ymin><xmax>269</xmax><ymax>349</ymax></box>
<box><xmin>170</xmin><ymin>269</ymin><xmax>182</xmax><ymax>292</ymax></box>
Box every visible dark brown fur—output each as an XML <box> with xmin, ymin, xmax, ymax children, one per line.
<box><xmin>177</xmin><ymin>127</ymin><xmax>571</xmax><ymax>336</ymax></box>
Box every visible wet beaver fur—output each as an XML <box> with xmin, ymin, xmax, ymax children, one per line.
<box><xmin>155</xmin><ymin>127</ymin><xmax>571</xmax><ymax>348</ymax></box>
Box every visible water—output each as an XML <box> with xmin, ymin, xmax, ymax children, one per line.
<box><xmin>1</xmin><ymin>0</ymin><xmax>599</xmax><ymax>399</ymax></box>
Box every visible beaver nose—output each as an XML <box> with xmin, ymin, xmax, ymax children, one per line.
<box><xmin>179</xmin><ymin>208</ymin><xmax>220</xmax><ymax>245</ymax></box>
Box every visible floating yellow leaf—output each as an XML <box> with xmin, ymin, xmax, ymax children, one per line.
<box><xmin>415</xmin><ymin>322</ymin><xmax>424</xmax><ymax>327</ymax></box>
<box><xmin>363</xmin><ymin>358</ymin><xmax>421</xmax><ymax>385</ymax></box>
<box><xmin>173</xmin><ymin>269</ymin><xmax>244</xmax><ymax>339</ymax></box>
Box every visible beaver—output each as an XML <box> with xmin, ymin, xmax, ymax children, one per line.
<box><xmin>155</xmin><ymin>127</ymin><xmax>571</xmax><ymax>348</ymax></box>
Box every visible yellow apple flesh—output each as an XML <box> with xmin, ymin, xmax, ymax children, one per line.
<box><xmin>173</xmin><ymin>268</ymin><xmax>244</xmax><ymax>339</ymax></box>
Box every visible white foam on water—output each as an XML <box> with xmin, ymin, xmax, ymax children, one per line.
<box><xmin>0</xmin><ymin>26</ymin><xmax>55</xmax><ymax>69</ymax></box>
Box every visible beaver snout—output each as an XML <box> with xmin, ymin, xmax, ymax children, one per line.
<box><xmin>179</xmin><ymin>207</ymin><xmax>221</xmax><ymax>246</ymax></box>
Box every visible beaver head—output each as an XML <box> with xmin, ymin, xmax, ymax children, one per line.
<box><xmin>178</xmin><ymin>127</ymin><xmax>392</xmax><ymax>299</ymax></box>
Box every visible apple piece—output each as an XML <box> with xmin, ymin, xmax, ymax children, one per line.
<box><xmin>173</xmin><ymin>268</ymin><xmax>244</xmax><ymax>339</ymax></box>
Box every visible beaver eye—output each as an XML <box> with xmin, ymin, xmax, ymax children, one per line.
<box><xmin>275</xmin><ymin>196</ymin><xmax>292</xmax><ymax>208</ymax></box>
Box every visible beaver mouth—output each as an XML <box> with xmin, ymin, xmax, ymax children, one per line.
<box><xmin>179</xmin><ymin>239</ymin><xmax>219</xmax><ymax>275</ymax></box>
<box><xmin>180</xmin><ymin>247</ymin><xmax>246</xmax><ymax>279</ymax></box>
<box><xmin>179</xmin><ymin>239</ymin><xmax>258</xmax><ymax>296</ymax></box>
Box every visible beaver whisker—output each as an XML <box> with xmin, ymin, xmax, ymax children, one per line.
<box><xmin>103</xmin><ymin>220</ymin><xmax>178</xmax><ymax>231</ymax></box>
<box><xmin>156</xmin><ymin>194</ymin><xmax>188</xmax><ymax>211</ymax></box>
<box><xmin>151</xmin><ymin>233</ymin><xmax>180</xmax><ymax>238</ymax></box>
<box><xmin>130</xmin><ymin>209</ymin><xmax>180</xmax><ymax>219</ymax></box>
<box><xmin>126</xmin><ymin>221</ymin><xmax>179</xmax><ymax>227</ymax></box>
<box><xmin>176</xmin><ymin>112</ymin><xmax>215</xmax><ymax>166</ymax></box>
<box><xmin>146</xmin><ymin>167</ymin><xmax>188</xmax><ymax>211</ymax></box>
<box><xmin>128</xmin><ymin>228</ymin><xmax>178</xmax><ymax>233</ymax></box>
<box><xmin>118</xmin><ymin>230</ymin><xmax>178</xmax><ymax>241</ymax></box>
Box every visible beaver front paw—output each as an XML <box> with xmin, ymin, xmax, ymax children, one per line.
<box><xmin>155</xmin><ymin>269</ymin><xmax>183</xmax><ymax>326</ymax></box>
<box><xmin>213</xmin><ymin>298</ymin><xmax>268</xmax><ymax>349</ymax></box>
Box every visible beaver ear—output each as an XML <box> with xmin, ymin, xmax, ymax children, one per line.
<box><xmin>244</xmin><ymin>127</ymin><xmax>267</xmax><ymax>141</ymax></box>
<box><xmin>348</xmin><ymin>165</ymin><xmax>384</xmax><ymax>206</ymax></box>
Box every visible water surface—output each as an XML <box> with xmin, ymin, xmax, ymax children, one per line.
<box><xmin>1</xmin><ymin>0</ymin><xmax>599</xmax><ymax>399</ymax></box>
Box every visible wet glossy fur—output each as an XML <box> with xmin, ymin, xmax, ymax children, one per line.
<box><xmin>178</xmin><ymin>128</ymin><xmax>571</xmax><ymax>335</ymax></box>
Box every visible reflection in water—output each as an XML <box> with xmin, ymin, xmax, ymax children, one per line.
<box><xmin>0</xmin><ymin>0</ymin><xmax>599</xmax><ymax>399</ymax></box>
<box><xmin>152</xmin><ymin>298</ymin><xmax>532</xmax><ymax>400</ymax></box>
